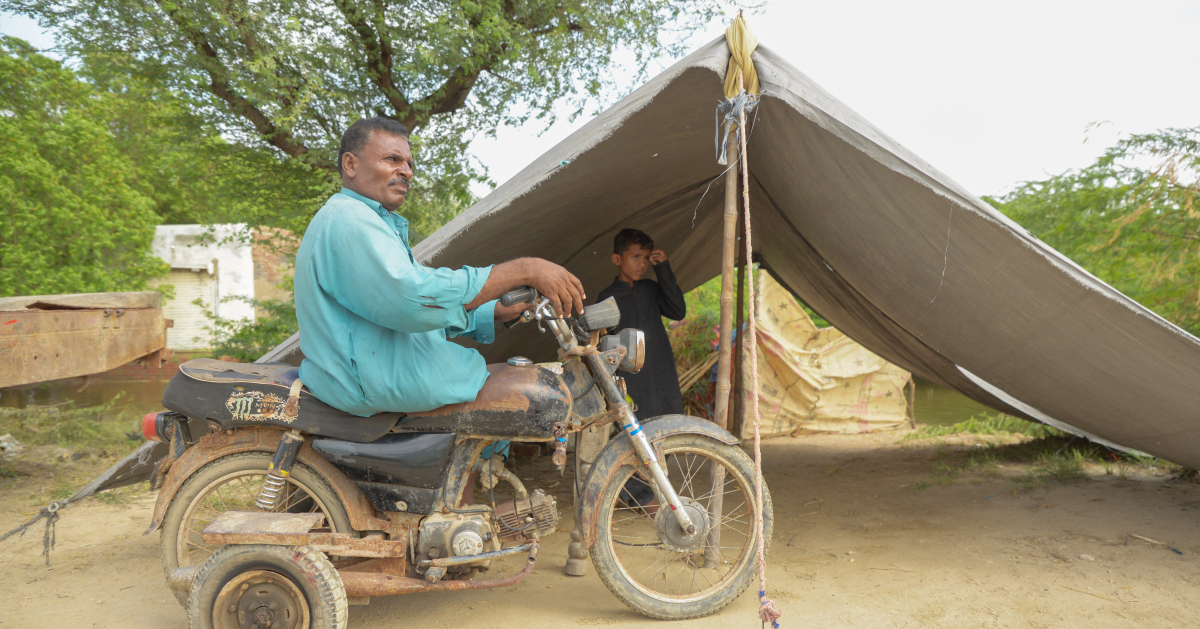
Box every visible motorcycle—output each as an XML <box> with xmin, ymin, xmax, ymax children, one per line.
<box><xmin>142</xmin><ymin>288</ymin><xmax>772</xmax><ymax>628</ymax></box>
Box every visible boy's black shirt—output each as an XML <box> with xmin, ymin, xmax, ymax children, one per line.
<box><xmin>596</xmin><ymin>260</ymin><xmax>687</xmax><ymax>420</ymax></box>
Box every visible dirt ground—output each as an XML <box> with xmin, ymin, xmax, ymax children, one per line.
<box><xmin>1</xmin><ymin>430</ymin><xmax>1198</xmax><ymax>628</ymax></box>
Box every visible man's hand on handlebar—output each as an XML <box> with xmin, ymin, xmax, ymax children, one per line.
<box><xmin>465</xmin><ymin>257</ymin><xmax>585</xmax><ymax>318</ymax></box>
<box><xmin>494</xmin><ymin>300</ymin><xmax>532</xmax><ymax>323</ymax></box>
<box><xmin>525</xmin><ymin>259</ymin><xmax>585</xmax><ymax>317</ymax></box>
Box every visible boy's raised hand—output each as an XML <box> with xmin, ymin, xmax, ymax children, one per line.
<box><xmin>649</xmin><ymin>249</ymin><xmax>669</xmax><ymax>265</ymax></box>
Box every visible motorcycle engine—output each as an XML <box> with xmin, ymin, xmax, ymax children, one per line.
<box><xmin>493</xmin><ymin>489</ymin><xmax>559</xmax><ymax>542</ymax></box>
<box><xmin>416</xmin><ymin>512</ymin><xmax>499</xmax><ymax>571</ymax></box>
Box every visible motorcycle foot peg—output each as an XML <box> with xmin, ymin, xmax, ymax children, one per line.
<box><xmin>552</xmin><ymin>422</ymin><xmax>568</xmax><ymax>468</ymax></box>
<box><xmin>256</xmin><ymin>430</ymin><xmax>304</xmax><ymax>511</ymax></box>
<box><xmin>424</xmin><ymin>566</ymin><xmax>447</xmax><ymax>583</ymax></box>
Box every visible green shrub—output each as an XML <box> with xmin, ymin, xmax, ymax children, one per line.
<box><xmin>902</xmin><ymin>412</ymin><xmax>1063</xmax><ymax>441</ymax></box>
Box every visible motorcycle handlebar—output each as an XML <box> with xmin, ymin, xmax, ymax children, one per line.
<box><xmin>500</xmin><ymin>287</ymin><xmax>539</xmax><ymax>307</ymax></box>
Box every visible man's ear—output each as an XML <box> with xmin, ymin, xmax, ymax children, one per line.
<box><xmin>611</xmin><ymin>253</ymin><xmax>621</xmax><ymax>266</ymax></box>
<box><xmin>341</xmin><ymin>152</ymin><xmax>357</xmax><ymax>179</ymax></box>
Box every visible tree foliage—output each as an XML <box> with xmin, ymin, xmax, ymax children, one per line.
<box><xmin>9</xmin><ymin>0</ymin><xmax>739</xmax><ymax>231</ymax></box>
<box><xmin>0</xmin><ymin>36</ymin><xmax>168</xmax><ymax>296</ymax></box>
<box><xmin>77</xmin><ymin>51</ymin><xmax>335</xmax><ymax>242</ymax></box>
<box><xmin>199</xmin><ymin>295</ymin><xmax>299</xmax><ymax>362</ymax></box>
<box><xmin>990</xmin><ymin>127</ymin><xmax>1200</xmax><ymax>334</ymax></box>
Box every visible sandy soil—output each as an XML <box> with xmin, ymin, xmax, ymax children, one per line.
<box><xmin>1</xmin><ymin>431</ymin><xmax>1197</xmax><ymax>628</ymax></box>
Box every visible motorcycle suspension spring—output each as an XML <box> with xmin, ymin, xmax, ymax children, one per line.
<box><xmin>256</xmin><ymin>430</ymin><xmax>305</xmax><ymax>511</ymax></box>
<box><xmin>255</xmin><ymin>470</ymin><xmax>288</xmax><ymax>511</ymax></box>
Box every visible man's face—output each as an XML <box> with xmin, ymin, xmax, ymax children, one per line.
<box><xmin>612</xmin><ymin>244</ymin><xmax>651</xmax><ymax>284</ymax></box>
<box><xmin>341</xmin><ymin>131</ymin><xmax>414</xmax><ymax>212</ymax></box>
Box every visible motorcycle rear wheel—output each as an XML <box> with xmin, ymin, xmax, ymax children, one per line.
<box><xmin>589</xmin><ymin>434</ymin><xmax>773</xmax><ymax>620</ymax></box>
<box><xmin>160</xmin><ymin>452</ymin><xmax>353</xmax><ymax>606</ymax></box>
<box><xmin>186</xmin><ymin>543</ymin><xmax>347</xmax><ymax>629</ymax></box>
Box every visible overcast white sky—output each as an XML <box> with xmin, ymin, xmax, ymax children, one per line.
<box><xmin>5</xmin><ymin>1</ymin><xmax>1199</xmax><ymax>199</ymax></box>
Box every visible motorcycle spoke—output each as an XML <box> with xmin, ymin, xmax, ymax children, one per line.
<box><xmin>672</xmin><ymin>453</ymin><xmax>698</xmax><ymax>498</ymax></box>
<box><xmin>633</xmin><ymin>547</ymin><xmax>671</xmax><ymax>580</ymax></box>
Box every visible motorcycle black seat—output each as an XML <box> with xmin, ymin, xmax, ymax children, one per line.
<box><xmin>161</xmin><ymin>358</ymin><xmax>400</xmax><ymax>443</ymax></box>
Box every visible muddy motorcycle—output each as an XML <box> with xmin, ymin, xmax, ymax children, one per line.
<box><xmin>142</xmin><ymin>288</ymin><xmax>772</xmax><ymax>628</ymax></box>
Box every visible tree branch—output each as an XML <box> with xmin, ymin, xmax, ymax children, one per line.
<box><xmin>332</xmin><ymin>0</ymin><xmax>411</xmax><ymax>117</ymax></box>
<box><xmin>151</xmin><ymin>0</ymin><xmax>313</xmax><ymax>161</ymax></box>
<box><xmin>403</xmin><ymin>64</ymin><xmax>487</xmax><ymax>131</ymax></box>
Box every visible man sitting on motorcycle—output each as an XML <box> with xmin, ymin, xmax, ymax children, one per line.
<box><xmin>294</xmin><ymin>116</ymin><xmax>585</xmax><ymax>430</ymax></box>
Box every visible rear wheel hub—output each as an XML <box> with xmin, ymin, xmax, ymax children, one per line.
<box><xmin>212</xmin><ymin>569</ymin><xmax>308</xmax><ymax>629</ymax></box>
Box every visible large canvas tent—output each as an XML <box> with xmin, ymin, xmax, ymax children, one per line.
<box><xmin>262</xmin><ymin>36</ymin><xmax>1200</xmax><ymax>470</ymax></box>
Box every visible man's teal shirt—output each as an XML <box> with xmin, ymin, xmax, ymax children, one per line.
<box><xmin>295</xmin><ymin>188</ymin><xmax>497</xmax><ymax>416</ymax></box>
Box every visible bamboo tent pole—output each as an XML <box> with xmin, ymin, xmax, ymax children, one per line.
<box><xmin>704</xmin><ymin>122</ymin><xmax>739</xmax><ymax>570</ymax></box>
<box><xmin>731</xmin><ymin>209</ymin><xmax>747</xmax><ymax>439</ymax></box>
<box><xmin>712</xmin><ymin>141</ymin><xmax>739</xmax><ymax>430</ymax></box>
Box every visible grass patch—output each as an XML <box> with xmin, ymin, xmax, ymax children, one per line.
<box><xmin>0</xmin><ymin>461</ymin><xmax>19</xmax><ymax>478</ymax></box>
<box><xmin>1013</xmin><ymin>449</ymin><xmax>1087</xmax><ymax>491</ymax></box>
<box><xmin>1174</xmin><ymin>468</ymin><xmax>1200</xmax><ymax>483</ymax></box>
<box><xmin>964</xmin><ymin>448</ymin><xmax>1001</xmax><ymax>473</ymax></box>
<box><xmin>902</xmin><ymin>412</ymin><xmax>1062</xmax><ymax>441</ymax></box>
<box><xmin>0</xmin><ymin>394</ymin><xmax>142</xmax><ymax>456</ymax></box>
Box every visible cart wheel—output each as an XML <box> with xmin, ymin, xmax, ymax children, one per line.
<box><xmin>186</xmin><ymin>544</ymin><xmax>347</xmax><ymax>629</ymax></box>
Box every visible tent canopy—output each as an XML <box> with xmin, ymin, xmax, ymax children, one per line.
<box><xmin>264</xmin><ymin>37</ymin><xmax>1200</xmax><ymax>470</ymax></box>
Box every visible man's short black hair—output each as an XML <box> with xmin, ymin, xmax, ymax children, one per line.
<box><xmin>614</xmin><ymin>228</ymin><xmax>654</xmax><ymax>254</ymax></box>
<box><xmin>338</xmin><ymin>116</ymin><xmax>410</xmax><ymax>175</ymax></box>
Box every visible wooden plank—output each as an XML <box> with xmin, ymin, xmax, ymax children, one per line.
<box><xmin>0</xmin><ymin>291</ymin><xmax>161</xmax><ymax>312</ymax></box>
<box><xmin>202</xmin><ymin>511</ymin><xmax>325</xmax><ymax>542</ymax></box>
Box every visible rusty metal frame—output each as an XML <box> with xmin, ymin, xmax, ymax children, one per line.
<box><xmin>201</xmin><ymin>527</ymin><xmax>407</xmax><ymax>559</ymax></box>
<box><xmin>147</xmin><ymin>426</ymin><xmax>392</xmax><ymax>536</ymax></box>
<box><xmin>575</xmin><ymin>415</ymin><xmax>740</xmax><ymax>549</ymax></box>
<box><xmin>338</xmin><ymin>542</ymin><xmax>538</xmax><ymax>597</ymax></box>
<box><xmin>428</xmin><ymin>438</ymin><xmax>488</xmax><ymax>515</ymax></box>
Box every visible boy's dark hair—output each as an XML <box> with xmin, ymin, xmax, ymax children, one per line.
<box><xmin>338</xmin><ymin>117</ymin><xmax>410</xmax><ymax>175</ymax></box>
<box><xmin>614</xmin><ymin>228</ymin><xmax>654</xmax><ymax>254</ymax></box>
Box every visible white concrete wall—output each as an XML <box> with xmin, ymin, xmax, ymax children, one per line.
<box><xmin>149</xmin><ymin>225</ymin><xmax>255</xmax><ymax>349</ymax></box>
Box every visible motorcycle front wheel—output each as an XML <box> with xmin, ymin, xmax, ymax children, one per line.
<box><xmin>590</xmin><ymin>433</ymin><xmax>773</xmax><ymax>620</ymax></box>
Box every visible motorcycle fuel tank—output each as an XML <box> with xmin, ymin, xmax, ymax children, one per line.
<box><xmin>393</xmin><ymin>363</ymin><xmax>572</xmax><ymax>439</ymax></box>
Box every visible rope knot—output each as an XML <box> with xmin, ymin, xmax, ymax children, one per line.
<box><xmin>714</xmin><ymin>91</ymin><xmax>759</xmax><ymax>165</ymax></box>
<box><xmin>759</xmin><ymin>595</ymin><xmax>782</xmax><ymax>627</ymax></box>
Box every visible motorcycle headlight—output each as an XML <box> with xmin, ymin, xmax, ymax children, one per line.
<box><xmin>600</xmin><ymin>328</ymin><xmax>645</xmax><ymax>373</ymax></box>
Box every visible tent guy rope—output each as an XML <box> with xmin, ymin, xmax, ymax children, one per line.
<box><xmin>736</xmin><ymin>67</ymin><xmax>782</xmax><ymax>629</ymax></box>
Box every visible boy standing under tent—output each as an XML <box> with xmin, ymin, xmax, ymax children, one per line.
<box><xmin>596</xmin><ymin>229</ymin><xmax>687</xmax><ymax>506</ymax></box>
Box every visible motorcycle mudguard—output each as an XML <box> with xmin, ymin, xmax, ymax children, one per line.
<box><xmin>146</xmin><ymin>426</ymin><xmax>388</xmax><ymax>535</ymax></box>
<box><xmin>576</xmin><ymin>415</ymin><xmax>740</xmax><ymax>549</ymax></box>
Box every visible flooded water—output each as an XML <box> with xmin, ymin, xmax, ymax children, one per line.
<box><xmin>0</xmin><ymin>378</ymin><xmax>171</xmax><ymax>418</ymax></box>
<box><xmin>2</xmin><ymin>376</ymin><xmax>996</xmax><ymax>428</ymax></box>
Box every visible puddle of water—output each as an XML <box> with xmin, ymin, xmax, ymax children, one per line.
<box><xmin>912</xmin><ymin>377</ymin><xmax>996</xmax><ymax>426</ymax></box>
<box><xmin>0</xmin><ymin>378</ymin><xmax>170</xmax><ymax>418</ymax></box>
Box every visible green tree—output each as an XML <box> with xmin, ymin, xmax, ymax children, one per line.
<box><xmin>77</xmin><ymin>51</ymin><xmax>335</xmax><ymax>242</ymax></box>
<box><xmin>8</xmin><ymin>0</ymin><xmax>739</xmax><ymax>233</ymax></box>
<box><xmin>989</xmin><ymin>127</ymin><xmax>1200</xmax><ymax>334</ymax></box>
<box><xmin>0</xmin><ymin>36</ymin><xmax>168</xmax><ymax>296</ymax></box>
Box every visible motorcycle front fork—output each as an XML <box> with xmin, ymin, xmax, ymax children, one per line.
<box><xmin>583</xmin><ymin>354</ymin><xmax>696</xmax><ymax>536</ymax></box>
